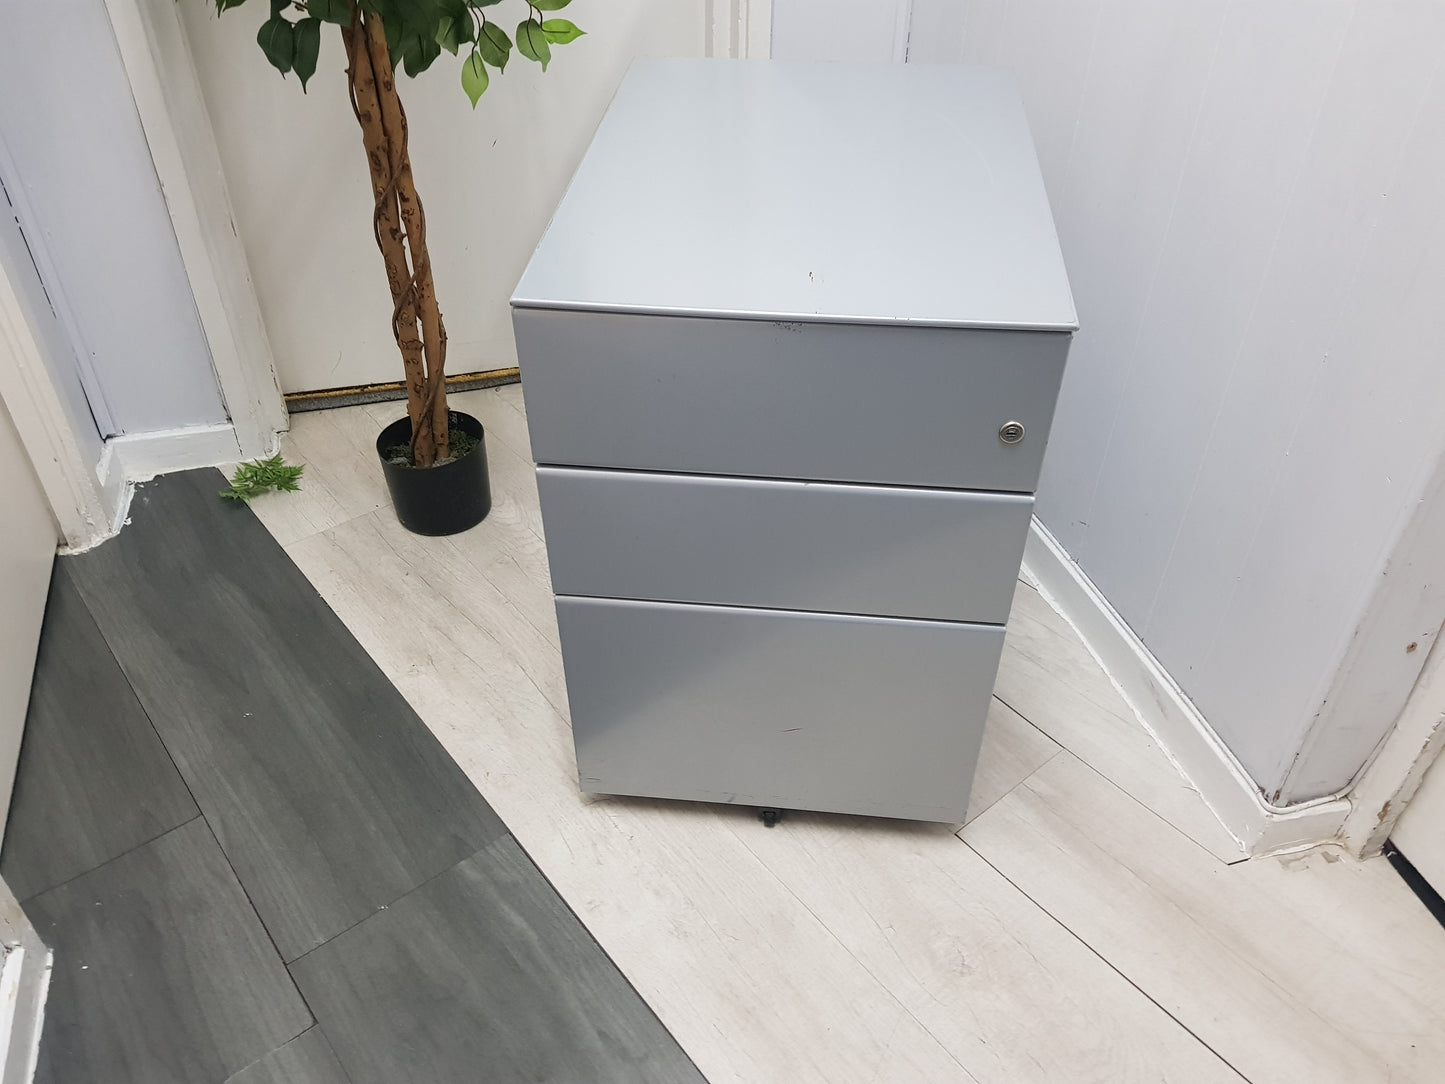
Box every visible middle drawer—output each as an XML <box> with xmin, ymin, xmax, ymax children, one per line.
<box><xmin>537</xmin><ymin>466</ymin><xmax>1034</xmax><ymax>624</ymax></box>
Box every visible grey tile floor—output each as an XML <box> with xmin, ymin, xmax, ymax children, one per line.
<box><xmin>2</xmin><ymin>469</ymin><xmax>704</xmax><ymax>1084</ymax></box>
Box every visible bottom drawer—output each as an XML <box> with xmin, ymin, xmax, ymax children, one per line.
<box><xmin>555</xmin><ymin>596</ymin><xmax>1006</xmax><ymax>823</ymax></box>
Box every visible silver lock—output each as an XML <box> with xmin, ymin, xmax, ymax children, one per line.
<box><xmin>998</xmin><ymin>421</ymin><xmax>1026</xmax><ymax>445</ymax></box>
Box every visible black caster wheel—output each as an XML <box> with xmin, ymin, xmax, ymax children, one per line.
<box><xmin>759</xmin><ymin>808</ymin><xmax>784</xmax><ymax>828</ymax></box>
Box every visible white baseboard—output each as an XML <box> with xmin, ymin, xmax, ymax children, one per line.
<box><xmin>71</xmin><ymin>423</ymin><xmax>246</xmax><ymax>553</ymax></box>
<box><xmin>100</xmin><ymin>421</ymin><xmax>243</xmax><ymax>484</ymax></box>
<box><xmin>1022</xmin><ymin>518</ymin><xmax>1351</xmax><ymax>857</ymax></box>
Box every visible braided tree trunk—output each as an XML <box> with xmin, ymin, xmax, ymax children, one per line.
<box><xmin>342</xmin><ymin>6</ymin><xmax>449</xmax><ymax>465</ymax></box>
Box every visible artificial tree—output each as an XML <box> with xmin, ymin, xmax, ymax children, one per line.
<box><xmin>218</xmin><ymin>0</ymin><xmax>584</xmax><ymax>466</ymax></box>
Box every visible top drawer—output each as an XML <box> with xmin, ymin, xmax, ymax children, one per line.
<box><xmin>514</xmin><ymin>308</ymin><xmax>1070</xmax><ymax>493</ymax></box>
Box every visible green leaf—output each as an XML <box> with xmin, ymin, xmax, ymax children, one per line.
<box><xmin>473</xmin><ymin>0</ymin><xmax>504</xmax><ymax>6</ymax></box>
<box><xmin>216</xmin><ymin>0</ymin><xmax>249</xmax><ymax>14</ymax></box>
<box><xmin>461</xmin><ymin>51</ymin><xmax>489</xmax><ymax>107</ymax></box>
<box><xmin>540</xmin><ymin>18</ymin><xmax>583</xmax><ymax>43</ymax></box>
<box><xmin>257</xmin><ymin>16</ymin><xmax>296</xmax><ymax>75</ymax></box>
<box><xmin>531</xmin><ymin>0</ymin><xmax>571</xmax><ymax>9</ymax></box>
<box><xmin>219</xmin><ymin>456</ymin><xmax>304</xmax><ymax>501</ymax></box>
<box><xmin>392</xmin><ymin>0</ymin><xmax>443</xmax><ymax>38</ymax></box>
<box><xmin>402</xmin><ymin>33</ymin><xmax>442</xmax><ymax>76</ymax></box>
<box><xmin>436</xmin><ymin>0</ymin><xmax>474</xmax><ymax>45</ymax></box>
<box><xmin>477</xmin><ymin>20</ymin><xmax>511</xmax><ymax>69</ymax></box>
<box><xmin>293</xmin><ymin>17</ymin><xmax>321</xmax><ymax>88</ymax></box>
<box><xmin>270</xmin><ymin>0</ymin><xmax>289</xmax><ymax>15</ymax></box>
<box><xmin>436</xmin><ymin>14</ymin><xmax>459</xmax><ymax>53</ymax></box>
<box><xmin>516</xmin><ymin>18</ymin><xmax>550</xmax><ymax>70</ymax></box>
<box><xmin>307</xmin><ymin>0</ymin><xmax>351</xmax><ymax>25</ymax></box>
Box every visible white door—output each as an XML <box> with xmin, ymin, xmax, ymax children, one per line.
<box><xmin>0</xmin><ymin>393</ymin><xmax>57</xmax><ymax>842</ymax></box>
<box><xmin>1394</xmin><ymin>751</ymin><xmax>1445</xmax><ymax>896</ymax></box>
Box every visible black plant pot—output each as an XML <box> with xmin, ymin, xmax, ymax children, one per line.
<box><xmin>375</xmin><ymin>410</ymin><xmax>491</xmax><ymax>536</ymax></box>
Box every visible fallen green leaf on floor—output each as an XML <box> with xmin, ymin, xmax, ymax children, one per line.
<box><xmin>220</xmin><ymin>455</ymin><xmax>304</xmax><ymax>501</ymax></box>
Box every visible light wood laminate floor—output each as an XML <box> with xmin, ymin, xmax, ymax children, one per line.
<box><xmin>242</xmin><ymin>384</ymin><xmax>1445</xmax><ymax>1083</ymax></box>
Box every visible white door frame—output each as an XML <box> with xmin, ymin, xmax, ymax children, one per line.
<box><xmin>102</xmin><ymin>0</ymin><xmax>287</xmax><ymax>461</ymax></box>
<box><xmin>1336</xmin><ymin>447</ymin><xmax>1445</xmax><ymax>855</ymax></box>
<box><xmin>3</xmin><ymin>0</ymin><xmax>290</xmax><ymax>552</ymax></box>
<box><xmin>0</xmin><ymin>877</ymin><xmax>51</xmax><ymax>1084</ymax></box>
<box><xmin>0</xmin><ymin>248</ymin><xmax>118</xmax><ymax>550</ymax></box>
<box><xmin>1340</xmin><ymin>624</ymin><xmax>1445</xmax><ymax>857</ymax></box>
<box><xmin>708</xmin><ymin>0</ymin><xmax>773</xmax><ymax>59</ymax></box>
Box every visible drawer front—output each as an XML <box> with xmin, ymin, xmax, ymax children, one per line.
<box><xmin>538</xmin><ymin>467</ymin><xmax>1032</xmax><ymax>623</ymax></box>
<box><xmin>555</xmin><ymin>596</ymin><xmax>1006</xmax><ymax>822</ymax></box>
<box><xmin>515</xmin><ymin>308</ymin><xmax>1070</xmax><ymax>492</ymax></box>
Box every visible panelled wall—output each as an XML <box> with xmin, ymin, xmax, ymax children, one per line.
<box><xmin>776</xmin><ymin>0</ymin><xmax>1445</xmax><ymax>803</ymax></box>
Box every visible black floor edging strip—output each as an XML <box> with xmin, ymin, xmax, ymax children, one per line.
<box><xmin>1384</xmin><ymin>843</ymin><xmax>1445</xmax><ymax>931</ymax></box>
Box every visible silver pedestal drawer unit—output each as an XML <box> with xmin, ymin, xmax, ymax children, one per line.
<box><xmin>511</xmin><ymin>59</ymin><xmax>1076</xmax><ymax>824</ymax></box>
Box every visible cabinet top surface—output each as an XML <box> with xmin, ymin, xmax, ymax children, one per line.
<box><xmin>512</xmin><ymin>59</ymin><xmax>1076</xmax><ymax>332</ymax></box>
